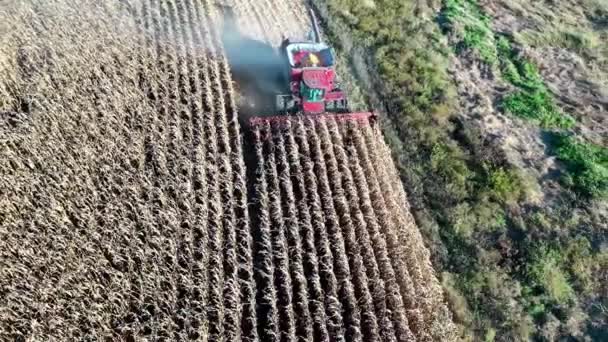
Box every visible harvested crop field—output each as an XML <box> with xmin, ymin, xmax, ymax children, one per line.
<box><xmin>0</xmin><ymin>0</ymin><xmax>453</xmax><ymax>341</ymax></box>
<box><xmin>250</xmin><ymin>119</ymin><xmax>453</xmax><ymax>341</ymax></box>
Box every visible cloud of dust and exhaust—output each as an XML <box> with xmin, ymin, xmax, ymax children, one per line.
<box><xmin>217</xmin><ymin>6</ymin><xmax>287</xmax><ymax>118</ymax></box>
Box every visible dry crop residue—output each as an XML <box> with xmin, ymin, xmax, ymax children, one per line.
<box><xmin>250</xmin><ymin>118</ymin><xmax>455</xmax><ymax>342</ymax></box>
<box><xmin>0</xmin><ymin>0</ymin><xmax>454</xmax><ymax>341</ymax></box>
<box><xmin>1</xmin><ymin>0</ymin><xmax>255</xmax><ymax>340</ymax></box>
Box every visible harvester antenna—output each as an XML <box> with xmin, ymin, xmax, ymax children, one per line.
<box><xmin>309</xmin><ymin>8</ymin><xmax>322</xmax><ymax>44</ymax></box>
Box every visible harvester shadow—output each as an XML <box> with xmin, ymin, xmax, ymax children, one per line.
<box><xmin>218</xmin><ymin>6</ymin><xmax>287</xmax><ymax>340</ymax></box>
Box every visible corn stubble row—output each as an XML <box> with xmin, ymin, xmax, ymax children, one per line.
<box><xmin>1</xmin><ymin>0</ymin><xmax>256</xmax><ymax>340</ymax></box>
<box><xmin>0</xmin><ymin>0</ymin><xmax>454</xmax><ymax>340</ymax></box>
<box><xmin>252</xmin><ymin>119</ymin><xmax>455</xmax><ymax>341</ymax></box>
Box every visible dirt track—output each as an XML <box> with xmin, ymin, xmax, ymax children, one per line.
<box><xmin>0</xmin><ymin>1</ymin><xmax>453</xmax><ymax>341</ymax></box>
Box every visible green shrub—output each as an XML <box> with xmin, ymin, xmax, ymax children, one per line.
<box><xmin>564</xmin><ymin>237</ymin><xmax>595</xmax><ymax>293</ymax></box>
<box><xmin>553</xmin><ymin>134</ymin><xmax>608</xmax><ymax>198</ymax></box>
<box><xmin>497</xmin><ymin>36</ymin><xmax>576</xmax><ymax>129</ymax></box>
<box><xmin>442</xmin><ymin>272</ymin><xmax>474</xmax><ymax>324</ymax></box>
<box><xmin>450</xmin><ymin>201</ymin><xmax>506</xmax><ymax>237</ymax></box>
<box><xmin>529</xmin><ymin>212</ymin><xmax>551</xmax><ymax>230</ymax></box>
<box><xmin>488</xmin><ymin>167</ymin><xmax>522</xmax><ymax>203</ymax></box>
<box><xmin>527</xmin><ymin>247</ymin><xmax>574</xmax><ymax>305</ymax></box>
<box><xmin>441</xmin><ymin>0</ymin><xmax>497</xmax><ymax>64</ymax></box>
<box><xmin>502</xmin><ymin>91</ymin><xmax>575</xmax><ymax>129</ymax></box>
<box><xmin>429</xmin><ymin>143</ymin><xmax>472</xmax><ymax>201</ymax></box>
<box><xmin>485</xmin><ymin>328</ymin><xmax>496</xmax><ymax>342</ymax></box>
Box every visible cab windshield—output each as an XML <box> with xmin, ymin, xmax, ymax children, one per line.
<box><xmin>301</xmin><ymin>83</ymin><xmax>325</xmax><ymax>102</ymax></box>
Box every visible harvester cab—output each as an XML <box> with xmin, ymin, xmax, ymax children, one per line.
<box><xmin>276</xmin><ymin>40</ymin><xmax>348</xmax><ymax>114</ymax></box>
<box><xmin>248</xmin><ymin>9</ymin><xmax>376</xmax><ymax>127</ymax></box>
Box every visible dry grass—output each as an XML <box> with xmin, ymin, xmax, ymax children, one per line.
<box><xmin>485</xmin><ymin>0</ymin><xmax>608</xmax><ymax>143</ymax></box>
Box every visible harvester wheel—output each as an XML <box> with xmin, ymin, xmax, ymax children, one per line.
<box><xmin>276</xmin><ymin>95</ymin><xmax>295</xmax><ymax>113</ymax></box>
<box><xmin>326</xmin><ymin>99</ymin><xmax>348</xmax><ymax>113</ymax></box>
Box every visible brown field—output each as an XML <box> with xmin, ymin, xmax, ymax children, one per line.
<box><xmin>0</xmin><ymin>0</ymin><xmax>453</xmax><ymax>340</ymax></box>
<box><xmin>251</xmin><ymin>119</ymin><xmax>455</xmax><ymax>341</ymax></box>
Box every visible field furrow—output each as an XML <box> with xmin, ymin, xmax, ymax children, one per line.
<box><xmin>164</xmin><ymin>1</ymin><xmax>199</xmax><ymax>338</ymax></box>
<box><xmin>339</xmin><ymin>123</ymin><xmax>416</xmax><ymax>342</ymax></box>
<box><xmin>187</xmin><ymin>1</ymin><xmax>227</xmax><ymax>339</ymax></box>
<box><xmin>373</xmin><ymin>125</ymin><xmax>442</xmax><ymax>295</ymax></box>
<box><xmin>364</xmin><ymin>126</ymin><xmax>452</xmax><ymax>338</ymax></box>
<box><xmin>210</xmin><ymin>9</ymin><xmax>260</xmax><ymax>339</ymax></box>
<box><xmin>294</xmin><ymin>119</ymin><xmax>346</xmax><ymax>341</ymax></box>
<box><xmin>200</xmin><ymin>1</ymin><xmax>244</xmax><ymax>339</ymax></box>
<box><xmin>306</xmin><ymin>120</ymin><xmax>362</xmax><ymax>341</ymax></box>
<box><xmin>253</xmin><ymin>124</ymin><xmax>280</xmax><ymax>342</ymax></box>
<box><xmin>143</xmin><ymin>0</ymin><xmax>169</xmax><ymax>181</ymax></box>
<box><xmin>363</xmin><ymin>129</ymin><xmax>426</xmax><ymax>295</ymax></box>
<box><xmin>316</xmin><ymin>120</ymin><xmax>380</xmax><ymax>341</ymax></box>
<box><xmin>223</xmin><ymin>64</ymin><xmax>259</xmax><ymax>342</ymax></box>
<box><xmin>274</xmin><ymin>130</ymin><xmax>314</xmax><ymax>341</ymax></box>
<box><xmin>146</xmin><ymin>0</ymin><xmax>183</xmax><ymax>337</ymax></box>
<box><xmin>349</xmin><ymin>125</ymin><xmax>422</xmax><ymax>341</ymax></box>
<box><xmin>284</xmin><ymin>121</ymin><xmax>330</xmax><ymax>341</ymax></box>
<box><xmin>263</xmin><ymin>128</ymin><xmax>297</xmax><ymax>342</ymax></box>
<box><xmin>330</xmin><ymin>120</ymin><xmax>400</xmax><ymax>342</ymax></box>
<box><xmin>181</xmin><ymin>0</ymin><xmax>214</xmax><ymax>337</ymax></box>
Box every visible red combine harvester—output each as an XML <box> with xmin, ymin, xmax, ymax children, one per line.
<box><xmin>249</xmin><ymin>9</ymin><xmax>375</xmax><ymax>126</ymax></box>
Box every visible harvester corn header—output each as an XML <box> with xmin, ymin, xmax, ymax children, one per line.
<box><xmin>249</xmin><ymin>9</ymin><xmax>376</xmax><ymax>126</ymax></box>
